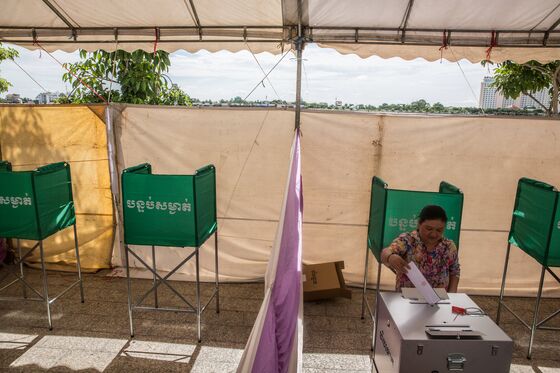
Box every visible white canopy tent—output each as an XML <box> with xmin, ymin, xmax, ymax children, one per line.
<box><xmin>2</xmin><ymin>0</ymin><xmax>560</xmax><ymax>62</ymax></box>
<box><xmin>2</xmin><ymin>1</ymin><xmax>560</xmax><ymax>296</ymax></box>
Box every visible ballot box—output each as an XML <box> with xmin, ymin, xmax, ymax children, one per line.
<box><xmin>374</xmin><ymin>292</ymin><xmax>513</xmax><ymax>373</ymax></box>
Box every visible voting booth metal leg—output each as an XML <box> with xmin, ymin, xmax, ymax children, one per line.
<box><xmin>17</xmin><ymin>239</ymin><xmax>27</xmax><ymax>299</ymax></box>
<box><xmin>497</xmin><ymin>242</ymin><xmax>560</xmax><ymax>359</ymax></box>
<box><xmin>39</xmin><ymin>241</ymin><xmax>53</xmax><ymax>330</ymax></box>
<box><xmin>496</xmin><ymin>243</ymin><xmax>512</xmax><ymax>325</ymax></box>
<box><xmin>527</xmin><ymin>266</ymin><xmax>546</xmax><ymax>359</ymax></box>
<box><xmin>73</xmin><ymin>224</ymin><xmax>85</xmax><ymax>303</ymax></box>
<box><xmin>124</xmin><ymin>236</ymin><xmax>220</xmax><ymax>342</ymax></box>
<box><xmin>125</xmin><ymin>245</ymin><xmax>135</xmax><ymax>337</ymax></box>
<box><xmin>0</xmin><ymin>231</ymin><xmax>83</xmax><ymax>330</ymax></box>
<box><xmin>372</xmin><ymin>261</ymin><xmax>382</xmax><ymax>354</ymax></box>
<box><xmin>152</xmin><ymin>245</ymin><xmax>159</xmax><ymax>308</ymax></box>
<box><xmin>0</xmin><ymin>242</ymin><xmax>40</xmax><ymax>298</ymax></box>
<box><xmin>214</xmin><ymin>231</ymin><xmax>220</xmax><ymax>314</ymax></box>
<box><xmin>537</xmin><ymin>268</ymin><xmax>560</xmax><ymax>330</ymax></box>
<box><xmin>196</xmin><ymin>247</ymin><xmax>201</xmax><ymax>343</ymax></box>
<box><xmin>361</xmin><ymin>245</ymin><xmax>370</xmax><ymax>320</ymax></box>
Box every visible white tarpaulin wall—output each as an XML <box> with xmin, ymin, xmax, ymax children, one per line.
<box><xmin>110</xmin><ymin>105</ymin><xmax>560</xmax><ymax>296</ymax></box>
<box><xmin>3</xmin><ymin>0</ymin><xmax>560</xmax><ymax>62</ymax></box>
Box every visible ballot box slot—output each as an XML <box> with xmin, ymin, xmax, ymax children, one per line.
<box><xmin>425</xmin><ymin>326</ymin><xmax>483</xmax><ymax>339</ymax></box>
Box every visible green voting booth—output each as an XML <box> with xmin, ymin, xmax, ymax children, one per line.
<box><xmin>0</xmin><ymin>161</ymin><xmax>84</xmax><ymax>329</ymax></box>
<box><xmin>497</xmin><ymin>178</ymin><xmax>560</xmax><ymax>359</ymax></box>
<box><xmin>361</xmin><ymin>176</ymin><xmax>464</xmax><ymax>349</ymax></box>
<box><xmin>121</xmin><ymin>163</ymin><xmax>219</xmax><ymax>342</ymax></box>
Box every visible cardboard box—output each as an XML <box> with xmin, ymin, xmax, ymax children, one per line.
<box><xmin>302</xmin><ymin>261</ymin><xmax>352</xmax><ymax>302</ymax></box>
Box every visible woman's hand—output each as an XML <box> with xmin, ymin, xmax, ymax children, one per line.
<box><xmin>388</xmin><ymin>254</ymin><xmax>410</xmax><ymax>275</ymax></box>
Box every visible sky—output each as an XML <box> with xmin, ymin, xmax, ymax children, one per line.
<box><xmin>0</xmin><ymin>43</ymin><xmax>493</xmax><ymax>107</ymax></box>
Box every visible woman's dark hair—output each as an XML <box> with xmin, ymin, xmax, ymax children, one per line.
<box><xmin>418</xmin><ymin>205</ymin><xmax>447</xmax><ymax>224</ymax></box>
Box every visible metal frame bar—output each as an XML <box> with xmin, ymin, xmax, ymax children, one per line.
<box><xmin>41</xmin><ymin>0</ymin><xmax>76</xmax><ymax>30</ymax></box>
<box><xmin>0</xmin><ymin>224</ymin><xmax>84</xmax><ymax>329</ymax></box>
<box><xmin>1</xmin><ymin>25</ymin><xmax>556</xmax><ymax>33</ymax></box>
<box><xmin>2</xmin><ymin>25</ymin><xmax>560</xmax><ymax>48</ymax></box>
<box><xmin>129</xmin><ymin>248</ymin><xmax>198</xmax><ymax>309</ymax></box>
<box><xmin>398</xmin><ymin>0</ymin><xmax>415</xmax><ymax>42</ymax></box>
<box><xmin>0</xmin><ymin>241</ymin><xmax>39</xmax><ymax>286</ymax></box>
<box><xmin>187</xmin><ymin>0</ymin><xmax>202</xmax><ymax>28</ymax></box>
<box><xmin>546</xmin><ymin>15</ymin><xmax>560</xmax><ymax>33</ymax></box>
<box><xmin>124</xmin><ymin>230</ymin><xmax>220</xmax><ymax>342</ymax></box>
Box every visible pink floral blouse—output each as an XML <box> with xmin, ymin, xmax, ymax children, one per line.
<box><xmin>388</xmin><ymin>230</ymin><xmax>460</xmax><ymax>291</ymax></box>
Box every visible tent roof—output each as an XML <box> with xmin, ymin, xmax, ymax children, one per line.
<box><xmin>2</xmin><ymin>0</ymin><xmax>560</xmax><ymax>62</ymax></box>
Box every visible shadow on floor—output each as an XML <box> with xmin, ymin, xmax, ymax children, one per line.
<box><xmin>0</xmin><ymin>267</ymin><xmax>558</xmax><ymax>372</ymax></box>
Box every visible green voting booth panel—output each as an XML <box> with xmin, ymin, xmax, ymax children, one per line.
<box><xmin>122</xmin><ymin>164</ymin><xmax>217</xmax><ymax>247</ymax></box>
<box><xmin>367</xmin><ymin>176</ymin><xmax>464</xmax><ymax>261</ymax></box>
<box><xmin>0</xmin><ymin>162</ymin><xmax>76</xmax><ymax>240</ymax></box>
<box><xmin>509</xmin><ymin>178</ymin><xmax>560</xmax><ymax>267</ymax></box>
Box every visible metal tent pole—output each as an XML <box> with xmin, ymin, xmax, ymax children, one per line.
<box><xmin>104</xmin><ymin>106</ymin><xmax>126</xmax><ymax>267</ymax></box>
<box><xmin>294</xmin><ymin>0</ymin><xmax>304</xmax><ymax>131</ymax></box>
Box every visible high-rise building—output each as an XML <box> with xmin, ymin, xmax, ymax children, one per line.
<box><xmin>479</xmin><ymin>76</ymin><xmax>551</xmax><ymax>110</ymax></box>
<box><xmin>479</xmin><ymin>76</ymin><xmax>497</xmax><ymax>109</ymax></box>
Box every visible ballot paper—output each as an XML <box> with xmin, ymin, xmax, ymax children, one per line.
<box><xmin>405</xmin><ymin>262</ymin><xmax>441</xmax><ymax>305</ymax></box>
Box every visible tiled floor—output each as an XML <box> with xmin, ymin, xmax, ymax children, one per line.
<box><xmin>0</xmin><ymin>267</ymin><xmax>558</xmax><ymax>372</ymax></box>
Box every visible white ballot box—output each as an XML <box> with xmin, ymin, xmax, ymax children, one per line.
<box><xmin>374</xmin><ymin>292</ymin><xmax>513</xmax><ymax>373</ymax></box>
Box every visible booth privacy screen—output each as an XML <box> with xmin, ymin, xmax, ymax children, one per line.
<box><xmin>122</xmin><ymin>164</ymin><xmax>217</xmax><ymax>248</ymax></box>
<box><xmin>0</xmin><ymin>162</ymin><xmax>76</xmax><ymax>240</ymax></box>
<box><xmin>509</xmin><ymin>178</ymin><xmax>560</xmax><ymax>267</ymax></box>
<box><xmin>368</xmin><ymin>176</ymin><xmax>464</xmax><ymax>261</ymax></box>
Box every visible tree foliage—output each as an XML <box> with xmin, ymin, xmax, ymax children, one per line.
<box><xmin>59</xmin><ymin>49</ymin><xmax>191</xmax><ymax>105</ymax></box>
<box><xmin>488</xmin><ymin>60</ymin><xmax>560</xmax><ymax>115</ymax></box>
<box><xmin>0</xmin><ymin>43</ymin><xmax>19</xmax><ymax>94</ymax></box>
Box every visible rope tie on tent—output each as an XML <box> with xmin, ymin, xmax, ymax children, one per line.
<box><xmin>34</xmin><ymin>40</ymin><xmax>108</xmax><ymax>104</ymax></box>
<box><xmin>32</xmin><ymin>29</ymin><xmax>42</xmax><ymax>58</ymax></box>
<box><xmin>438</xmin><ymin>30</ymin><xmax>448</xmax><ymax>63</ymax></box>
<box><xmin>153</xmin><ymin>27</ymin><xmax>159</xmax><ymax>57</ymax></box>
<box><xmin>485</xmin><ymin>31</ymin><xmax>497</xmax><ymax>62</ymax></box>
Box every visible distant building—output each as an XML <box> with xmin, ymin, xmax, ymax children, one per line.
<box><xmin>5</xmin><ymin>93</ymin><xmax>22</xmax><ymax>104</ymax></box>
<box><xmin>479</xmin><ymin>76</ymin><xmax>551</xmax><ymax>109</ymax></box>
<box><xmin>479</xmin><ymin>77</ymin><xmax>497</xmax><ymax>109</ymax></box>
<box><xmin>36</xmin><ymin>92</ymin><xmax>62</xmax><ymax>104</ymax></box>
